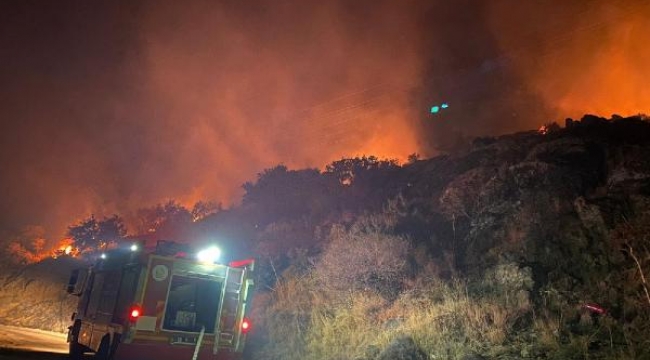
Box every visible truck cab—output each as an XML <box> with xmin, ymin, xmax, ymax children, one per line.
<box><xmin>66</xmin><ymin>241</ymin><xmax>255</xmax><ymax>360</ymax></box>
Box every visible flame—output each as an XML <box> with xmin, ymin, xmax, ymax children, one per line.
<box><xmin>8</xmin><ymin>235</ymin><xmax>79</xmax><ymax>263</ymax></box>
<box><xmin>52</xmin><ymin>238</ymin><xmax>79</xmax><ymax>258</ymax></box>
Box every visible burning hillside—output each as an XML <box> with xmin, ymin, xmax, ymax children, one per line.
<box><xmin>2</xmin><ymin>115</ymin><xmax>649</xmax><ymax>360</ymax></box>
<box><xmin>2</xmin><ymin>0</ymin><xmax>649</xmax><ymax>244</ymax></box>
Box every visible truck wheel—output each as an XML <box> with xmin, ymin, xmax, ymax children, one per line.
<box><xmin>95</xmin><ymin>334</ymin><xmax>112</xmax><ymax>360</ymax></box>
<box><xmin>69</xmin><ymin>339</ymin><xmax>84</xmax><ymax>360</ymax></box>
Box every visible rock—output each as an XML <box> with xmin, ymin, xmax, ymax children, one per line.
<box><xmin>462</xmin><ymin>353</ymin><xmax>487</xmax><ymax>360</ymax></box>
<box><xmin>376</xmin><ymin>336</ymin><xmax>427</xmax><ymax>360</ymax></box>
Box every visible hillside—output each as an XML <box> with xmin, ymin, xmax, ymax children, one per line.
<box><xmin>238</xmin><ymin>114</ymin><xmax>650</xmax><ymax>360</ymax></box>
<box><xmin>0</xmin><ymin>257</ymin><xmax>82</xmax><ymax>332</ymax></box>
<box><xmin>2</xmin><ymin>114</ymin><xmax>649</xmax><ymax>359</ymax></box>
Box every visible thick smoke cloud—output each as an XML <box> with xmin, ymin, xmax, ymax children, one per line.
<box><xmin>0</xmin><ymin>0</ymin><xmax>648</xmax><ymax>240</ymax></box>
<box><xmin>417</xmin><ymin>0</ymin><xmax>650</xmax><ymax>151</ymax></box>
<box><xmin>488</xmin><ymin>0</ymin><xmax>650</xmax><ymax>119</ymax></box>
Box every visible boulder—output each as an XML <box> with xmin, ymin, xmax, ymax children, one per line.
<box><xmin>376</xmin><ymin>336</ymin><xmax>427</xmax><ymax>360</ymax></box>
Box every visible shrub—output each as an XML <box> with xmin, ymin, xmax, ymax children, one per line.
<box><xmin>251</xmin><ymin>274</ymin><xmax>315</xmax><ymax>360</ymax></box>
<box><xmin>315</xmin><ymin>214</ymin><xmax>412</xmax><ymax>301</ymax></box>
<box><xmin>306</xmin><ymin>292</ymin><xmax>390</xmax><ymax>360</ymax></box>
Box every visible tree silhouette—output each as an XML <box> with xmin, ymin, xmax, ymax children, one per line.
<box><xmin>324</xmin><ymin>156</ymin><xmax>398</xmax><ymax>186</ymax></box>
<box><xmin>191</xmin><ymin>201</ymin><xmax>222</xmax><ymax>222</ymax></box>
<box><xmin>243</xmin><ymin>165</ymin><xmax>329</xmax><ymax>224</ymax></box>
<box><xmin>324</xmin><ymin>156</ymin><xmax>402</xmax><ymax>213</ymax></box>
<box><xmin>67</xmin><ymin>214</ymin><xmax>126</xmax><ymax>251</ymax></box>
<box><xmin>134</xmin><ymin>201</ymin><xmax>192</xmax><ymax>239</ymax></box>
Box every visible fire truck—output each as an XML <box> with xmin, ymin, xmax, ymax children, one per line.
<box><xmin>65</xmin><ymin>241</ymin><xmax>255</xmax><ymax>360</ymax></box>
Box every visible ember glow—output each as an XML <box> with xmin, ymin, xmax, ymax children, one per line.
<box><xmin>0</xmin><ymin>0</ymin><xmax>648</xmax><ymax>242</ymax></box>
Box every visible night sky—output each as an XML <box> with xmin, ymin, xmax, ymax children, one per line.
<box><xmin>1</xmin><ymin>0</ymin><xmax>648</xmax><ymax>241</ymax></box>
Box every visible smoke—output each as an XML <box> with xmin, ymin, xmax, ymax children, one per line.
<box><xmin>417</xmin><ymin>0</ymin><xmax>650</xmax><ymax>151</ymax></box>
<box><xmin>138</xmin><ymin>0</ymin><xmax>427</xmax><ymax>161</ymax></box>
<box><xmin>487</xmin><ymin>0</ymin><xmax>650</xmax><ymax>119</ymax></box>
<box><xmin>0</xmin><ymin>0</ymin><xmax>648</xmax><ymax>240</ymax></box>
<box><xmin>133</xmin><ymin>0</ymin><xmax>429</xmax><ymax>204</ymax></box>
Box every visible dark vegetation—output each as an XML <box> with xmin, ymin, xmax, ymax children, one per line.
<box><xmin>2</xmin><ymin>114</ymin><xmax>650</xmax><ymax>359</ymax></box>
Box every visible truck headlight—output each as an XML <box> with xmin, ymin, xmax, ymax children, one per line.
<box><xmin>197</xmin><ymin>246</ymin><xmax>221</xmax><ymax>263</ymax></box>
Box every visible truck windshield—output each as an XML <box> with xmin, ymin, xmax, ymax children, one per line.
<box><xmin>163</xmin><ymin>275</ymin><xmax>222</xmax><ymax>333</ymax></box>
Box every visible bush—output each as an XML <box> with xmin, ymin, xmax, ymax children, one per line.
<box><xmin>250</xmin><ymin>207</ymin><xmax>650</xmax><ymax>360</ymax></box>
<box><xmin>315</xmin><ymin>214</ymin><xmax>412</xmax><ymax>301</ymax></box>
<box><xmin>250</xmin><ymin>274</ymin><xmax>314</xmax><ymax>360</ymax></box>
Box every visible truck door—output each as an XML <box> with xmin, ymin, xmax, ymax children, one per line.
<box><xmin>162</xmin><ymin>274</ymin><xmax>222</xmax><ymax>333</ymax></box>
<box><xmin>85</xmin><ymin>270</ymin><xmax>121</xmax><ymax>350</ymax></box>
<box><xmin>112</xmin><ymin>264</ymin><xmax>142</xmax><ymax>324</ymax></box>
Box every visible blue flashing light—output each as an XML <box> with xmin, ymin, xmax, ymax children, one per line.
<box><xmin>430</xmin><ymin>102</ymin><xmax>449</xmax><ymax>114</ymax></box>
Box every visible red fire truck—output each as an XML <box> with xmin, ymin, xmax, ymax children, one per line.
<box><xmin>66</xmin><ymin>241</ymin><xmax>255</xmax><ymax>360</ymax></box>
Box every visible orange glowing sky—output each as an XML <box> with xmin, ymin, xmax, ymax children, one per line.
<box><xmin>488</xmin><ymin>0</ymin><xmax>650</xmax><ymax>120</ymax></box>
<box><xmin>0</xmin><ymin>0</ymin><xmax>648</xmax><ymax>242</ymax></box>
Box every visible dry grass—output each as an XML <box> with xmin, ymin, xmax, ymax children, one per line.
<box><xmin>251</xmin><ymin>278</ymin><xmax>649</xmax><ymax>360</ymax></box>
<box><xmin>0</xmin><ymin>257</ymin><xmax>80</xmax><ymax>333</ymax></box>
<box><xmin>392</xmin><ymin>280</ymin><xmax>520</xmax><ymax>359</ymax></box>
<box><xmin>306</xmin><ymin>293</ymin><xmax>391</xmax><ymax>360</ymax></box>
<box><xmin>253</xmin><ymin>208</ymin><xmax>650</xmax><ymax>360</ymax></box>
<box><xmin>254</xmin><ymin>271</ymin><xmax>539</xmax><ymax>360</ymax></box>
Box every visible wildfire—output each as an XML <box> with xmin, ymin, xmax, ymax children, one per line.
<box><xmin>538</xmin><ymin>125</ymin><xmax>549</xmax><ymax>135</ymax></box>
<box><xmin>538</xmin><ymin>122</ymin><xmax>560</xmax><ymax>135</ymax></box>
<box><xmin>51</xmin><ymin>238</ymin><xmax>79</xmax><ymax>258</ymax></box>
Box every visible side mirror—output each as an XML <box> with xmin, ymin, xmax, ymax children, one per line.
<box><xmin>66</xmin><ymin>269</ymin><xmax>85</xmax><ymax>296</ymax></box>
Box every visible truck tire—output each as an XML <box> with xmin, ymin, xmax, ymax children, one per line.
<box><xmin>69</xmin><ymin>321</ymin><xmax>84</xmax><ymax>360</ymax></box>
<box><xmin>95</xmin><ymin>333</ymin><xmax>112</xmax><ymax>360</ymax></box>
<box><xmin>69</xmin><ymin>340</ymin><xmax>84</xmax><ymax>360</ymax></box>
